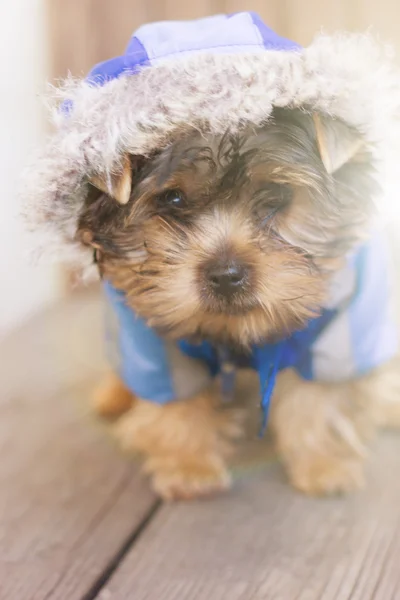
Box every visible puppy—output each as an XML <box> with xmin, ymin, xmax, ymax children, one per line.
<box><xmin>78</xmin><ymin>107</ymin><xmax>400</xmax><ymax>500</ymax></box>
<box><xmin>21</xmin><ymin>14</ymin><xmax>400</xmax><ymax>501</ymax></box>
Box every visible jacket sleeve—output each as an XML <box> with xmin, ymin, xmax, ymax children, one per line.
<box><xmin>103</xmin><ymin>281</ymin><xmax>212</xmax><ymax>403</ymax></box>
<box><xmin>308</xmin><ymin>232</ymin><xmax>398</xmax><ymax>382</ymax></box>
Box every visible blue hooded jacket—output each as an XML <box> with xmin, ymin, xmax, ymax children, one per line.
<box><xmin>82</xmin><ymin>13</ymin><xmax>398</xmax><ymax>431</ymax></box>
<box><xmin>20</xmin><ymin>13</ymin><xmax>399</xmax><ymax>432</ymax></box>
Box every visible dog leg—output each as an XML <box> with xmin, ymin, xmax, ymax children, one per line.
<box><xmin>92</xmin><ymin>372</ymin><xmax>135</xmax><ymax>418</ymax></box>
<box><xmin>363</xmin><ymin>359</ymin><xmax>400</xmax><ymax>429</ymax></box>
<box><xmin>270</xmin><ymin>368</ymin><xmax>388</xmax><ymax>495</ymax></box>
<box><xmin>113</xmin><ymin>388</ymin><xmax>242</xmax><ymax>500</ymax></box>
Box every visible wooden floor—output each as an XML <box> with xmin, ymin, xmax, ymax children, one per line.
<box><xmin>1</xmin><ymin>288</ymin><xmax>400</xmax><ymax>600</ymax></box>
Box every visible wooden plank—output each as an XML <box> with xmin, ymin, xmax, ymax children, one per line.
<box><xmin>163</xmin><ymin>0</ymin><xmax>222</xmax><ymax>20</ymax></box>
<box><xmin>223</xmin><ymin>0</ymin><xmax>285</xmax><ymax>33</ymax></box>
<box><xmin>281</xmin><ymin>0</ymin><xmax>353</xmax><ymax>45</ymax></box>
<box><xmin>47</xmin><ymin>0</ymin><xmax>95</xmax><ymax>78</ymax></box>
<box><xmin>102</xmin><ymin>434</ymin><xmax>400</xmax><ymax>599</ymax></box>
<box><xmin>348</xmin><ymin>0</ymin><xmax>400</xmax><ymax>53</ymax></box>
<box><xmin>47</xmin><ymin>0</ymin><xmax>150</xmax><ymax>80</ymax></box>
<box><xmin>91</xmin><ymin>0</ymin><xmax>149</xmax><ymax>68</ymax></box>
<box><xmin>0</xmin><ymin>289</ymin><xmax>157</xmax><ymax>600</ymax></box>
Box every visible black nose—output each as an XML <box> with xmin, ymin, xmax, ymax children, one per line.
<box><xmin>207</xmin><ymin>260</ymin><xmax>248</xmax><ymax>298</ymax></box>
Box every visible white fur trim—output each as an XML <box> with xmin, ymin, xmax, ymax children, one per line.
<box><xmin>20</xmin><ymin>32</ymin><xmax>400</xmax><ymax>265</ymax></box>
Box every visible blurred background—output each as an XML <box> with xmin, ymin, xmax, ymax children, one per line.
<box><xmin>1</xmin><ymin>0</ymin><xmax>399</xmax><ymax>338</ymax></box>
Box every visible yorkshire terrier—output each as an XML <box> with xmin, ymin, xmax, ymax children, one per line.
<box><xmin>21</xmin><ymin>14</ymin><xmax>400</xmax><ymax>500</ymax></box>
<box><xmin>79</xmin><ymin>107</ymin><xmax>400</xmax><ymax>500</ymax></box>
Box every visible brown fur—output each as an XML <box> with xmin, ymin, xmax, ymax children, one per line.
<box><xmin>98</xmin><ymin>375</ymin><xmax>241</xmax><ymax>500</ymax></box>
<box><xmin>92</xmin><ymin>371</ymin><xmax>134</xmax><ymax>418</ymax></box>
<box><xmin>80</xmin><ymin>108</ymin><xmax>399</xmax><ymax>500</ymax></box>
<box><xmin>270</xmin><ymin>360</ymin><xmax>400</xmax><ymax>495</ymax></box>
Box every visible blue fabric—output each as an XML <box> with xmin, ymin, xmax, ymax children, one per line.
<box><xmin>255</xmin><ymin>341</ymin><xmax>286</xmax><ymax>435</ymax></box>
<box><xmin>61</xmin><ymin>13</ymin><xmax>300</xmax><ymax>114</ymax></box>
<box><xmin>86</xmin><ymin>15</ymin><xmax>397</xmax><ymax>431</ymax></box>
<box><xmin>178</xmin><ymin>340</ymin><xmax>220</xmax><ymax>377</ymax></box>
<box><xmin>87</xmin><ymin>37</ymin><xmax>150</xmax><ymax>86</ymax></box>
<box><xmin>247</xmin><ymin>12</ymin><xmax>299</xmax><ymax>51</ymax></box>
<box><xmin>104</xmin><ymin>281</ymin><xmax>175</xmax><ymax>404</ymax></box>
<box><xmin>85</xmin><ymin>12</ymin><xmax>300</xmax><ymax>87</ymax></box>
<box><xmin>102</xmin><ymin>235</ymin><xmax>398</xmax><ymax>429</ymax></box>
<box><xmin>103</xmin><ymin>278</ymin><xmax>338</xmax><ymax>426</ymax></box>
<box><xmin>349</xmin><ymin>234</ymin><xmax>398</xmax><ymax>374</ymax></box>
<box><xmin>177</xmin><ymin>307</ymin><xmax>338</xmax><ymax>433</ymax></box>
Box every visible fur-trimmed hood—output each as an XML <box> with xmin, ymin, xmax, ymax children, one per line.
<box><xmin>20</xmin><ymin>12</ymin><xmax>400</xmax><ymax>267</ymax></box>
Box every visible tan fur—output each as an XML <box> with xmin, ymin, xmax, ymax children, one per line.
<box><xmin>270</xmin><ymin>361</ymin><xmax>400</xmax><ymax>495</ymax></box>
<box><xmin>92</xmin><ymin>372</ymin><xmax>134</xmax><ymax>418</ymax></box>
<box><xmin>93</xmin><ymin>361</ymin><xmax>400</xmax><ymax>499</ymax></box>
<box><xmin>80</xmin><ymin>112</ymin><xmax>372</xmax><ymax>347</ymax></box>
<box><xmin>106</xmin><ymin>382</ymin><xmax>241</xmax><ymax>500</ymax></box>
<box><xmin>89</xmin><ymin>155</ymin><xmax>132</xmax><ymax>205</ymax></box>
<box><xmin>83</xmin><ymin>112</ymin><xmax>399</xmax><ymax>500</ymax></box>
<box><xmin>356</xmin><ymin>359</ymin><xmax>400</xmax><ymax>429</ymax></box>
<box><xmin>104</xmin><ymin>208</ymin><xmax>327</xmax><ymax>347</ymax></box>
<box><xmin>312</xmin><ymin>113</ymin><xmax>365</xmax><ymax>174</ymax></box>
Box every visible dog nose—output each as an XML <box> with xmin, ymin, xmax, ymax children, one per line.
<box><xmin>207</xmin><ymin>260</ymin><xmax>247</xmax><ymax>297</ymax></box>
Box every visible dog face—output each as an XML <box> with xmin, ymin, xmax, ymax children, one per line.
<box><xmin>78</xmin><ymin>108</ymin><xmax>376</xmax><ymax>346</ymax></box>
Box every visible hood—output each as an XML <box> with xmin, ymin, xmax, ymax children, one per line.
<box><xmin>20</xmin><ymin>12</ymin><xmax>400</xmax><ymax>268</ymax></box>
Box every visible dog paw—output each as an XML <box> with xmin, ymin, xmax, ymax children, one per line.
<box><xmin>146</xmin><ymin>460</ymin><xmax>232</xmax><ymax>501</ymax></box>
<box><xmin>111</xmin><ymin>392</ymin><xmax>240</xmax><ymax>500</ymax></box>
<box><xmin>271</xmin><ymin>370</ymin><xmax>372</xmax><ymax>496</ymax></box>
<box><xmin>92</xmin><ymin>373</ymin><xmax>134</xmax><ymax>419</ymax></box>
<box><xmin>288</xmin><ymin>454</ymin><xmax>365</xmax><ymax>496</ymax></box>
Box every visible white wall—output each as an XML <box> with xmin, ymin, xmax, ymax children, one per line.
<box><xmin>0</xmin><ymin>0</ymin><xmax>61</xmax><ymax>337</ymax></box>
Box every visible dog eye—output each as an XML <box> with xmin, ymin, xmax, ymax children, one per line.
<box><xmin>156</xmin><ymin>189</ymin><xmax>187</xmax><ymax>208</ymax></box>
<box><xmin>254</xmin><ymin>183</ymin><xmax>292</xmax><ymax>221</ymax></box>
<box><xmin>263</xmin><ymin>183</ymin><xmax>293</xmax><ymax>206</ymax></box>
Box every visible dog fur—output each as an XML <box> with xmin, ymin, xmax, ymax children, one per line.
<box><xmin>19</xmin><ymin>32</ymin><xmax>400</xmax><ymax>500</ymax></box>
<box><xmin>93</xmin><ymin>359</ymin><xmax>400</xmax><ymax>499</ymax></box>
<box><xmin>78</xmin><ymin>107</ymin><xmax>399</xmax><ymax>500</ymax></box>
<box><xmin>21</xmin><ymin>33</ymin><xmax>400</xmax><ymax>270</ymax></box>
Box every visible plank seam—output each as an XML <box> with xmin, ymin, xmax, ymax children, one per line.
<box><xmin>81</xmin><ymin>499</ymin><xmax>162</xmax><ymax>600</ymax></box>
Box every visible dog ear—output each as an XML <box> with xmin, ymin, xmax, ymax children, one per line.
<box><xmin>313</xmin><ymin>114</ymin><xmax>365</xmax><ymax>174</ymax></box>
<box><xmin>89</xmin><ymin>155</ymin><xmax>132</xmax><ymax>205</ymax></box>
